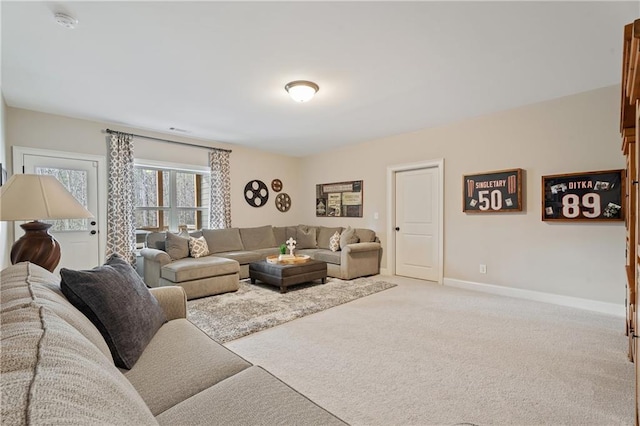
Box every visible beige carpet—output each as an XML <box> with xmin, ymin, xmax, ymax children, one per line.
<box><xmin>187</xmin><ymin>277</ymin><xmax>396</xmax><ymax>343</ymax></box>
<box><xmin>226</xmin><ymin>275</ymin><xmax>635</xmax><ymax>426</ymax></box>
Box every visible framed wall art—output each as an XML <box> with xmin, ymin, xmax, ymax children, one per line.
<box><xmin>316</xmin><ymin>180</ymin><xmax>363</xmax><ymax>217</ymax></box>
<box><xmin>463</xmin><ymin>168</ymin><xmax>523</xmax><ymax>213</ymax></box>
<box><xmin>542</xmin><ymin>169</ymin><xmax>624</xmax><ymax>221</ymax></box>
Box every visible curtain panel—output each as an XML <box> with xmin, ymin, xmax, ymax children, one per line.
<box><xmin>106</xmin><ymin>132</ymin><xmax>136</xmax><ymax>264</ymax></box>
<box><xmin>209</xmin><ymin>150</ymin><xmax>231</xmax><ymax>229</ymax></box>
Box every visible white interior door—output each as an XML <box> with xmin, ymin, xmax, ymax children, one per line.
<box><xmin>20</xmin><ymin>153</ymin><xmax>101</xmax><ymax>271</ymax></box>
<box><xmin>395</xmin><ymin>167</ymin><xmax>440</xmax><ymax>281</ymax></box>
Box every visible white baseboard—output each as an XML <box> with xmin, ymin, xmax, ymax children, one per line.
<box><xmin>443</xmin><ymin>278</ymin><xmax>625</xmax><ymax>317</ymax></box>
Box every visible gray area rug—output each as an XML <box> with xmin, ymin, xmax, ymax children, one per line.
<box><xmin>187</xmin><ymin>277</ymin><xmax>396</xmax><ymax>343</ymax></box>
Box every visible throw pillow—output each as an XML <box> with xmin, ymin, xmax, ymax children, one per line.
<box><xmin>60</xmin><ymin>254</ymin><xmax>167</xmax><ymax>369</ymax></box>
<box><xmin>296</xmin><ymin>225</ymin><xmax>318</xmax><ymax>249</ymax></box>
<box><xmin>189</xmin><ymin>236</ymin><xmax>210</xmax><ymax>258</ymax></box>
<box><xmin>355</xmin><ymin>228</ymin><xmax>376</xmax><ymax>243</ymax></box>
<box><xmin>329</xmin><ymin>231</ymin><xmax>341</xmax><ymax>252</ymax></box>
<box><xmin>340</xmin><ymin>226</ymin><xmax>359</xmax><ymax>249</ymax></box>
<box><xmin>165</xmin><ymin>232</ymin><xmax>189</xmax><ymax>260</ymax></box>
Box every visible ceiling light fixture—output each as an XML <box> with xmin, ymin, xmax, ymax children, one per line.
<box><xmin>54</xmin><ymin>12</ymin><xmax>78</xmax><ymax>29</ymax></box>
<box><xmin>285</xmin><ymin>80</ymin><xmax>319</xmax><ymax>103</ymax></box>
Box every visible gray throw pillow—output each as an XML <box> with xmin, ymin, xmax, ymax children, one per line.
<box><xmin>340</xmin><ymin>226</ymin><xmax>359</xmax><ymax>249</ymax></box>
<box><xmin>60</xmin><ymin>254</ymin><xmax>167</xmax><ymax>369</ymax></box>
<box><xmin>296</xmin><ymin>226</ymin><xmax>317</xmax><ymax>249</ymax></box>
<box><xmin>165</xmin><ymin>232</ymin><xmax>189</xmax><ymax>260</ymax></box>
<box><xmin>355</xmin><ymin>228</ymin><xmax>376</xmax><ymax>243</ymax></box>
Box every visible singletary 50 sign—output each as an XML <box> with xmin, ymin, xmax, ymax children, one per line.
<box><xmin>542</xmin><ymin>170</ymin><xmax>624</xmax><ymax>221</ymax></box>
<box><xmin>463</xmin><ymin>168</ymin><xmax>523</xmax><ymax>213</ymax></box>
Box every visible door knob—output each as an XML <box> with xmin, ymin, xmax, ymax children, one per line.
<box><xmin>90</xmin><ymin>230</ymin><xmax>97</xmax><ymax>235</ymax></box>
<box><xmin>395</xmin><ymin>227</ymin><xmax>400</xmax><ymax>231</ymax></box>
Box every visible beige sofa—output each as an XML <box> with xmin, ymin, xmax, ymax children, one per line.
<box><xmin>1</xmin><ymin>262</ymin><xmax>346</xmax><ymax>425</ymax></box>
<box><xmin>141</xmin><ymin>225</ymin><xmax>382</xmax><ymax>299</ymax></box>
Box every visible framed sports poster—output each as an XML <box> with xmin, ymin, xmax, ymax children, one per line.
<box><xmin>316</xmin><ymin>180</ymin><xmax>363</xmax><ymax>217</ymax></box>
<box><xmin>463</xmin><ymin>168</ymin><xmax>523</xmax><ymax>213</ymax></box>
<box><xmin>542</xmin><ymin>170</ymin><xmax>624</xmax><ymax>222</ymax></box>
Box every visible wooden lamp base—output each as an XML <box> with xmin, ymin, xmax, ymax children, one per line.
<box><xmin>10</xmin><ymin>221</ymin><xmax>61</xmax><ymax>272</ymax></box>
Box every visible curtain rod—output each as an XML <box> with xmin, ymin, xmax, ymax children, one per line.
<box><xmin>104</xmin><ymin>129</ymin><xmax>232</xmax><ymax>153</ymax></box>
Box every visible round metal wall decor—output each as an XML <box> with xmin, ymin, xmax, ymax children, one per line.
<box><xmin>271</xmin><ymin>179</ymin><xmax>283</xmax><ymax>192</ymax></box>
<box><xmin>244</xmin><ymin>180</ymin><xmax>269</xmax><ymax>207</ymax></box>
<box><xmin>275</xmin><ymin>193</ymin><xmax>291</xmax><ymax>212</ymax></box>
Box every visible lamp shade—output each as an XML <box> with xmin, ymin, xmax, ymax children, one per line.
<box><xmin>285</xmin><ymin>80</ymin><xmax>319</xmax><ymax>103</ymax></box>
<box><xmin>0</xmin><ymin>174</ymin><xmax>93</xmax><ymax>221</ymax></box>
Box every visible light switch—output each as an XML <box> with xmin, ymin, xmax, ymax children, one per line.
<box><xmin>373</xmin><ymin>212</ymin><xmax>379</xmax><ymax>220</ymax></box>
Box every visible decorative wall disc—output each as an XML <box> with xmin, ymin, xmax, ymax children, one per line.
<box><xmin>244</xmin><ymin>180</ymin><xmax>269</xmax><ymax>207</ymax></box>
<box><xmin>271</xmin><ymin>179</ymin><xmax>283</xmax><ymax>192</ymax></box>
<box><xmin>275</xmin><ymin>193</ymin><xmax>291</xmax><ymax>212</ymax></box>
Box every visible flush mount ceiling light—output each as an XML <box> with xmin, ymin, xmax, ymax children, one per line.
<box><xmin>284</xmin><ymin>80</ymin><xmax>319</xmax><ymax>103</ymax></box>
<box><xmin>54</xmin><ymin>12</ymin><xmax>78</xmax><ymax>29</ymax></box>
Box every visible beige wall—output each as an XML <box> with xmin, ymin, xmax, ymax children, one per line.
<box><xmin>300</xmin><ymin>85</ymin><xmax>625</xmax><ymax>304</ymax></box>
<box><xmin>4</xmin><ymin>87</ymin><xmax>626</xmax><ymax>305</ymax></box>
<box><xmin>4</xmin><ymin>108</ymin><xmax>302</xmax><ymax>265</ymax></box>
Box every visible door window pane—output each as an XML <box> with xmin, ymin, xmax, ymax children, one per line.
<box><xmin>35</xmin><ymin>167</ymin><xmax>88</xmax><ymax>231</ymax></box>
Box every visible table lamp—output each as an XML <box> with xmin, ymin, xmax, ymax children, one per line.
<box><xmin>0</xmin><ymin>174</ymin><xmax>94</xmax><ymax>272</ymax></box>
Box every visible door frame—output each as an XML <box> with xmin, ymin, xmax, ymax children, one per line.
<box><xmin>12</xmin><ymin>146</ymin><xmax>108</xmax><ymax>265</ymax></box>
<box><xmin>386</xmin><ymin>159</ymin><xmax>444</xmax><ymax>284</ymax></box>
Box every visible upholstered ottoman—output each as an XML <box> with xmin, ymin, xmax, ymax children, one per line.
<box><xmin>159</xmin><ymin>257</ymin><xmax>240</xmax><ymax>300</ymax></box>
<box><xmin>249</xmin><ymin>259</ymin><xmax>327</xmax><ymax>293</ymax></box>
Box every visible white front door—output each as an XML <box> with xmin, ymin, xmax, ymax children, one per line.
<box><xmin>16</xmin><ymin>150</ymin><xmax>103</xmax><ymax>271</ymax></box>
<box><xmin>395</xmin><ymin>167</ymin><xmax>440</xmax><ymax>281</ymax></box>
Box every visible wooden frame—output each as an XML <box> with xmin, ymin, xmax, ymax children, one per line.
<box><xmin>316</xmin><ymin>180</ymin><xmax>363</xmax><ymax>217</ymax></box>
<box><xmin>462</xmin><ymin>168</ymin><xmax>523</xmax><ymax>213</ymax></box>
<box><xmin>541</xmin><ymin>169</ymin><xmax>624</xmax><ymax>222</ymax></box>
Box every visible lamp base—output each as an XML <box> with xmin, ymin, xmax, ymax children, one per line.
<box><xmin>11</xmin><ymin>221</ymin><xmax>61</xmax><ymax>272</ymax></box>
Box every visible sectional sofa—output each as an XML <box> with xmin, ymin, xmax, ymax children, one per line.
<box><xmin>141</xmin><ymin>224</ymin><xmax>382</xmax><ymax>299</ymax></box>
<box><xmin>1</xmin><ymin>261</ymin><xmax>346</xmax><ymax>425</ymax></box>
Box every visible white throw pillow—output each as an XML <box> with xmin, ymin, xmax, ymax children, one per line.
<box><xmin>329</xmin><ymin>231</ymin><xmax>341</xmax><ymax>252</ymax></box>
<box><xmin>189</xmin><ymin>236</ymin><xmax>210</xmax><ymax>258</ymax></box>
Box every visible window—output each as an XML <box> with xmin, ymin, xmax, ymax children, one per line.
<box><xmin>133</xmin><ymin>163</ymin><xmax>209</xmax><ymax>232</ymax></box>
<box><xmin>35</xmin><ymin>166</ymin><xmax>89</xmax><ymax>231</ymax></box>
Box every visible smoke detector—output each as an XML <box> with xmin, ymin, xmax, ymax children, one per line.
<box><xmin>54</xmin><ymin>12</ymin><xmax>78</xmax><ymax>29</ymax></box>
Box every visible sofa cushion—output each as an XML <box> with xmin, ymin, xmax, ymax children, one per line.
<box><xmin>317</xmin><ymin>226</ymin><xmax>343</xmax><ymax>250</ymax></box>
<box><xmin>1</xmin><ymin>298</ymin><xmax>157</xmax><ymax>425</ymax></box>
<box><xmin>340</xmin><ymin>226</ymin><xmax>359</xmax><ymax>249</ymax></box>
<box><xmin>203</xmin><ymin>228</ymin><xmax>244</xmax><ymax>253</ymax></box>
<box><xmin>296</xmin><ymin>225</ymin><xmax>318</xmax><ymax>249</ymax></box>
<box><xmin>156</xmin><ymin>366</ymin><xmax>346</xmax><ymax>426</ymax></box>
<box><xmin>313</xmin><ymin>250</ymin><xmax>342</xmax><ymax>265</ymax></box>
<box><xmin>214</xmin><ymin>251</ymin><xmax>264</xmax><ymax>265</ymax></box>
<box><xmin>125</xmin><ymin>319</ymin><xmax>251</xmax><ymax>416</ymax></box>
<box><xmin>273</xmin><ymin>226</ymin><xmax>287</xmax><ymax>245</ymax></box>
<box><xmin>356</xmin><ymin>228</ymin><xmax>377</xmax><ymax>243</ymax></box>
<box><xmin>1</xmin><ymin>262</ymin><xmax>113</xmax><ymax>361</ymax></box>
<box><xmin>60</xmin><ymin>255</ymin><xmax>167</xmax><ymax>369</ymax></box>
<box><xmin>165</xmin><ymin>232</ymin><xmax>189</xmax><ymax>260</ymax></box>
<box><xmin>240</xmin><ymin>225</ymin><xmax>277</xmax><ymax>250</ymax></box>
<box><xmin>188</xmin><ymin>236</ymin><xmax>210</xmax><ymax>258</ymax></box>
<box><xmin>161</xmin><ymin>257</ymin><xmax>240</xmax><ymax>282</ymax></box>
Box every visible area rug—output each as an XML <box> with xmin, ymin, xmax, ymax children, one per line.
<box><xmin>187</xmin><ymin>277</ymin><xmax>396</xmax><ymax>343</ymax></box>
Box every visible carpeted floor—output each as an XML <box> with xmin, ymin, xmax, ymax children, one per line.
<box><xmin>187</xmin><ymin>277</ymin><xmax>396</xmax><ymax>343</ymax></box>
<box><xmin>226</xmin><ymin>275</ymin><xmax>635</xmax><ymax>425</ymax></box>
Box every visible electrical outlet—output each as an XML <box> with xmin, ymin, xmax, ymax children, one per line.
<box><xmin>479</xmin><ymin>264</ymin><xmax>487</xmax><ymax>274</ymax></box>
